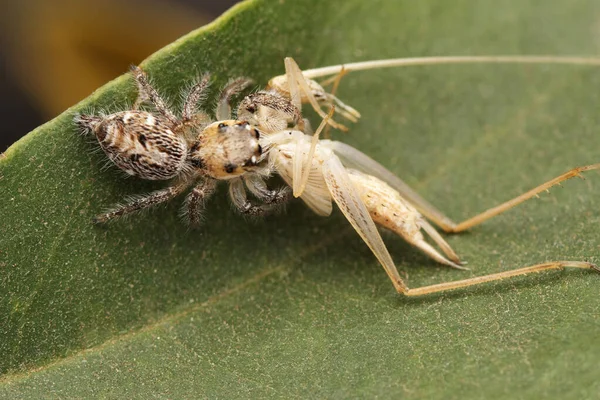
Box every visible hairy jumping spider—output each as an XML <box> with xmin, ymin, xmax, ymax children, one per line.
<box><xmin>75</xmin><ymin>66</ymin><xmax>289</xmax><ymax>225</ymax></box>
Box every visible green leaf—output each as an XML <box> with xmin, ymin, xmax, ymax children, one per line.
<box><xmin>2</xmin><ymin>0</ymin><xmax>599</xmax><ymax>397</ymax></box>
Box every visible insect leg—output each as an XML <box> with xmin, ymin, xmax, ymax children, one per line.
<box><xmin>400</xmin><ymin>261</ymin><xmax>598</xmax><ymax>297</ymax></box>
<box><xmin>319</xmin><ymin>160</ymin><xmax>598</xmax><ymax>295</ymax></box>
<box><xmin>321</xmin><ymin>154</ymin><xmax>408</xmax><ymax>293</ymax></box>
<box><xmin>183</xmin><ymin>179</ymin><xmax>217</xmax><ymax>225</ymax></box>
<box><xmin>94</xmin><ymin>181</ymin><xmax>191</xmax><ymax>223</ymax></box>
<box><xmin>294</xmin><ymin>107</ymin><xmax>335</xmax><ymax>198</ymax></box>
<box><xmin>447</xmin><ymin>163</ymin><xmax>600</xmax><ymax>232</ymax></box>
<box><xmin>283</xmin><ymin>57</ymin><xmax>349</xmax><ymax>131</ymax></box>
<box><xmin>321</xmin><ymin>65</ymin><xmax>358</xmax><ymax>139</ymax></box>
<box><xmin>320</xmin><ymin>65</ymin><xmax>361</xmax><ymax>124</ymax></box>
<box><xmin>318</xmin><ymin>66</ymin><xmax>348</xmax><ymax>90</ymax></box>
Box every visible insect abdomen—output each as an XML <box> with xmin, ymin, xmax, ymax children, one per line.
<box><xmin>348</xmin><ymin>169</ymin><xmax>424</xmax><ymax>241</ymax></box>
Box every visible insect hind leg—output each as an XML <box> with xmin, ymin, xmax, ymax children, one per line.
<box><xmin>402</xmin><ymin>261</ymin><xmax>598</xmax><ymax>297</ymax></box>
<box><xmin>447</xmin><ymin>163</ymin><xmax>600</xmax><ymax>233</ymax></box>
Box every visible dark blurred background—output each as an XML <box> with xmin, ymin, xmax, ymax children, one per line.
<box><xmin>0</xmin><ymin>0</ymin><xmax>240</xmax><ymax>152</ymax></box>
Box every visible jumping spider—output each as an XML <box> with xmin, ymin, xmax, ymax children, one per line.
<box><xmin>75</xmin><ymin>66</ymin><xmax>290</xmax><ymax>225</ymax></box>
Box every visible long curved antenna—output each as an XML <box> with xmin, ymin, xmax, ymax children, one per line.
<box><xmin>301</xmin><ymin>55</ymin><xmax>600</xmax><ymax>79</ymax></box>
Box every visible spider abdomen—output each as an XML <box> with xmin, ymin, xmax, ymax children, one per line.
<box><xmin>94</xmin><ymin>111</ymin><xmax>188</xmax><ymax>180</ymax></box>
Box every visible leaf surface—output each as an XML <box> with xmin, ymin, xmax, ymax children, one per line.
<box><xmin>1</xmin><ymin>0</ymin><xmax>599</xmax><ymax>398</ymax></box>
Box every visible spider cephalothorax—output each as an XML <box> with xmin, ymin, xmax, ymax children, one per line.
<box><xmin>190</xmin><ymin>120</ymin><xmax>263</xmax><ymax>179</ymax></box>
